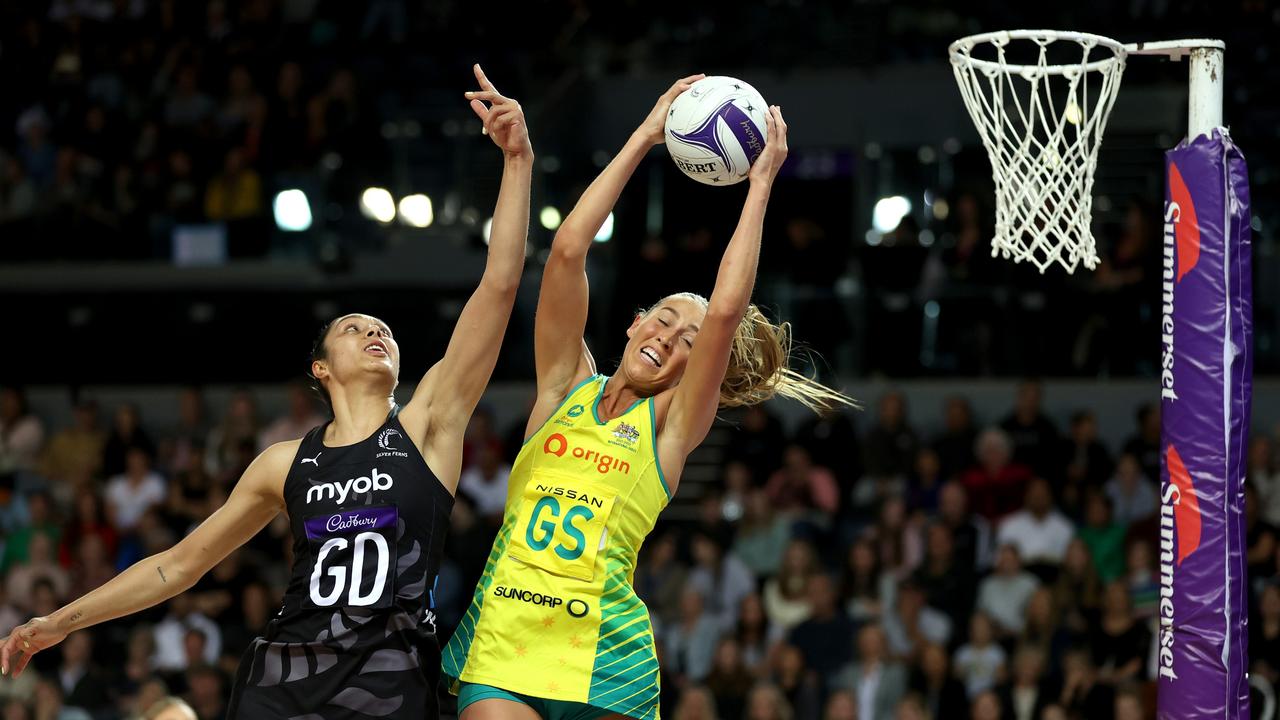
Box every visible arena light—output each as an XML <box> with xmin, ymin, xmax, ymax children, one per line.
<box><xmin>872</xmin><ymin>196</ymin><xmax>911</xmax><ymax>233</ymax></box>
<box><xmin>593</xmin><ymin>212</ymin><xmax>614</xmax><ymax>243</ymax></box>
<box><xmin>539</xmin><ymin>206</ymin><xmax>562</xmax><ymax>230</ymax></box>
<box><xmin>398</xmin><ymin>194</ymin><xmax>433</xmax><ymax>228</ymax></box>
<box><xmin>360</xmin><ymin>187</ymin><xmax>396</xmax><ymax>223</ymax></box>
<box><xmin>273</xmin><ymin>189</ymin><xmax>312</xmax><ymax>232</ymax></box>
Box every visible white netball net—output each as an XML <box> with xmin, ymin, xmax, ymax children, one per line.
<box><xmin>950</xmin><ymin>30</ymin><xmax>1127</xmax><ymax>273</ymax></box>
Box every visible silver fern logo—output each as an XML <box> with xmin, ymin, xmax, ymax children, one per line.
<box><xmin>377</xmin><ymin>428</ymin><xmax>409</xmax><ymax>459</ymax></box>
<box><xmin>377</xmin><ymin>428</ymin><xmax>401</xmax><ymax>450</ymax></box>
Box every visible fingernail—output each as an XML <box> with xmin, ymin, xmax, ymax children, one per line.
<box><xmin>465</xmin><ymin>92</ymin><xmax>474</xmax><ymax>97</ymax></box>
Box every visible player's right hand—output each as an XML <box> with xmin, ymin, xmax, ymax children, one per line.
<box><xmin>1</xmin><ymin>615</ymin><xmax>67</xmax><ymax>677</ymax></box>
<box><xmin>636</xmin><ymin>74</ymin><xmax>705</xmax><ymax>145</ymax></box>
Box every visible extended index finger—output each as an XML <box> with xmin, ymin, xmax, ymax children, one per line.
<box><xmin>473</xmin><ymin>63</ymin><xmax>498</xmax><ymax>94</ymax></box>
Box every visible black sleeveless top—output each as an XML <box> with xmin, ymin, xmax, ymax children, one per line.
<box><xmin>228</xmin><ymin>408</ymin><xmax>454</xmax><ymax>719</ymax></box>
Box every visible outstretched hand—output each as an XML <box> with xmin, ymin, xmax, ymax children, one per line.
<box><xmin>748</xmin><ymin>105</ymin><xmax>788</xmax><ymax>187</ymax></box>
<box><xmin>1</xmin><ymin>615</ymin><xmax>66</xmax><ymax>677</ymax></box>
<box><xmin>636</xmin><ymin>73</ymin><xmax>706</xmax><ymax>145</ymax></box>
<box><xmin>466</xmin><ymin>64</ymin><xmax>532</xmax><ymax>159</ymax></box>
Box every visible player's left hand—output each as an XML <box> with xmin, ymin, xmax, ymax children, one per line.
<box><xmin>749</xmin><ymin>105</ymin><xmax>788</xmax><ymax>187</ymax></box>
<box><xmin>465</xmin><ymin>64</ymin><xmax>533</xmax><ymax>159</ymax></box>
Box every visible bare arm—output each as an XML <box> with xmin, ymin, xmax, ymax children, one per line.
<box><xmin>0</xmin><ymin>441</ymin><xmax>292</xmax><ymax>676</ymax></box>
<box><xmin>407</xmin><ymin>66</ymin><xmax>532</xmax><ymax>481</ymax></box>
<box><xmin>526</xmin><ymin>74</ymin><xmax>703</xmax><ymax>436</ymax></box>
<box><xmin>659</xmin><ymin>107</ymin><xmax>789</xmax><ymax>471</ymax></box>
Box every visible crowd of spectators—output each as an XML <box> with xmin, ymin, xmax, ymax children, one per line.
<box><xmin>4</xmin><ymin>2</ymin><xmax>1279</xmax><ymax>381</ymax></box>
<box><xmin>1</xmin><ymin>3</ymin><xmax>1279</xmax><ymax>715</ymax></box>
<box><xmin>0</xmin><ymin>0</ymin><xmax>383</xmax><ymax>261</ymax></box>
<box><xmin>3</xmin><ymin>379</ymin><xmax>1279</xmax><ymax>719</ymax></box>
<box><xmin>0</xmin><ymin>382</ymin><xmax>324</xmax><ymax>720</ymax></box>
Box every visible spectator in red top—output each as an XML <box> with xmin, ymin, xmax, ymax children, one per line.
<box><xmin>58</xmin><ymin>489</ymin><xmax>118</xmax><ymax>568</ymax></box>
<box><xmin>766</xmin><ymin>443</ymin><xmax>839</xmax><ymax>515</ymax></box>
<box><xmin>962</xmin><ymin>428</ymin><xmax>1034</xmax><ymax>521</ymax></box>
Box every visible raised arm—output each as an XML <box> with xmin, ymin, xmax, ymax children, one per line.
<box><xmin>0</xmin><ymin>441</ymin><xmax>292</xmax><ymax>676</ymax></box>
<box><xmin>526</xmin><ymin>74</ymin><xmax>704</xmax><ymax>435</ymax></box>
<box><xmin>660</xmin><ymin>107</ymin><xmax>789</xmax><ymax>466</ymax></box>
<box><xmin>408</xmin><ymin>65</ymin><xmax>532</xmax><ymax>464</ymax></box>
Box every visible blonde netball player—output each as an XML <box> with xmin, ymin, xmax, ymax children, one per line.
<box><xmin>444</xmin><ymin>75</ymin><xmax>852</xmax><ymax>720</ymax></box>
<box><xmin>1</xmin><ymin>65</ymin><xmax>532</xmax><ymax>720</ymax></box>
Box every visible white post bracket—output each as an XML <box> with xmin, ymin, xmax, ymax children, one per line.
<box><xmin>1124</xmin><ymin>39</ymin><xmax>1225</xmax><ymax>140</ymax></box>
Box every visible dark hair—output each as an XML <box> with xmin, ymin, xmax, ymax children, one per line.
<box><xmin>1070</xmin><ymin>409</ymin><xmax>1094</xmax><ymax>426</ymax></box>
<box><xmin>309</xmin><ymin>317</ymin><xmax>339</xmax><ymax>415</ymax></box>
<box><xmin>0</xmin><ymin>385</ymin><xmax>29</xmax><ymax>420</ymax></box>
<box><xmin>1136</xmin><ymin>402</ymin><xmax>1157</xmax><ymax>425</ymax></box>
<box><xmin>310</xmin><ymin>313</ymin><xmax>398</xmax><ymax>417</ymax></box>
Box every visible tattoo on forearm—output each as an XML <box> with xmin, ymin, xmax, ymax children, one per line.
<box><xmin>69</xmin><ymin>611</ymin><xmax>82</xmax><ymax>625</ymax></box>
<box><xmin>157</xmin><ymin>566</ymin><xmax>167</xmax><ymax>583</ymax></box>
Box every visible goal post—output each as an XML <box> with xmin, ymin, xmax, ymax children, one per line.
<box><xmin>950</xmin><ymin>32</ymin><xmax>1252</xmax><ymax>719</ymax></box>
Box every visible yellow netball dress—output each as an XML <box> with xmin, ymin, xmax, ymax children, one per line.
<box><xmin>444</xmin><ymin>375</ymin><xmax>671</xmax><ymax>720</ymax></box>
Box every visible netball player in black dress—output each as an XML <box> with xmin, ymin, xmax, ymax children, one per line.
<box><xmin>0</xmin><ymin>65</ymin><xmax>533</xmax><ymax>720</ymax></box>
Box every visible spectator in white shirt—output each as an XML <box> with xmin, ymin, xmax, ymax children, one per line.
<box><xmin>953</xmin><ymin>612</ymin><xmax>1007</xmax><ymax>699</ymax></box>
<box><xmin>882</xmin><ymin>579</ymin><xmax>952</xmax><ymax>660</ymax></box>
<box><xmin>835</xmin><ymin>624</ymin><xmax>907</xmax><ymax>720</ymax></box>
<box><xmin>997</xmin><ymin>477</ymin><xmax>1075</xmax><ymax>576</ymax></box>
<box><xmin>0</xmin><ymin>585</ymin><xmax>23</xmax><ymax>637</ymax></box>
<box><xmin>458</xmin><ymin>442</ymin><xmax>511</xmax><ymax>521</ymax></box>
<box><xmin>686</xmin><ymin>530</ymin><xmax>755</xmax><ymax>632</ymax></box>
<box><xmin>105</xmin><ymin>447</ymin><xmax>168</xmax><ymax>533</ymax></box>
<box><xmin>151</xmin><ymin>593</ymin><xmax>222</xmax><ymax>672</ymax></box>
<box><xmin>762</xmin><ymin>539</ymin><xmax>818</xmax><ymax>634</ymax></box>
<box><xmin>0</xmin><ymin>386</ymin><xmax>45</xmax><ymax>474</ymax></box>
<box><xmin>663</xmin><ymin>588</ymin><xmax>721</xmax><ymax>684</ymax></box>
<box><xmin>977</xmin><ymin>544</ymin><xmax>1041</xmax><ymax>636</ymax></box>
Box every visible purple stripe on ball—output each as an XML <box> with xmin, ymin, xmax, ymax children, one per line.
<box><xmin>672</xmin><ymin>101</ymin><xmax>734</xmax><ymax>169</ymax></box>
<box><xmin>722</xmin><ymin>103</ymin><xmax>764</xmax><ymax>166</ymax></box>
<box><xmin>672</xmin><ymin>100</ymin><xmax>763</xmax><ymax>175</ymax></box>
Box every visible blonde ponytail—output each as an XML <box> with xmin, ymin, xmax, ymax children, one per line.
<box><xmin>720</xmin><ymin>304</ymin><xmax>857</xmax><ymax>414</ymax></box>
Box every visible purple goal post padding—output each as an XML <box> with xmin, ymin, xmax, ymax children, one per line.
<box><xmin>1157</xmin><ymin>129</ymin><xmax>1252</xmax><ymax>719</ymax></box>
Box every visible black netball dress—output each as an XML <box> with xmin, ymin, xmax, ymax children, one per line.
<box><xmin>228</xmin><ymin>408</ymin><xmax>454</xmax><ymax>719</ymax></box>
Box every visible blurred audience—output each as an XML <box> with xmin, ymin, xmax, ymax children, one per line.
<box><xmin>0</xmin><ymin>374</ymin><xmax>1275</xmax><ymax>720</ymax></box>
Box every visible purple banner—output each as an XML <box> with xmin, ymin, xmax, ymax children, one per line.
<box><xmin>304</xmin><ymin>505</ymin><xmax>398</xmax><ymax>540</ymax></box>
<box><xmin>1157</xmin><ymin>130</ymin><xmax>1252</xmax><ymax>719</ymax></box>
